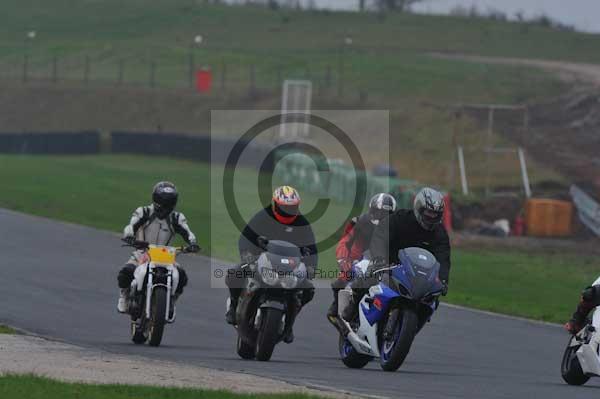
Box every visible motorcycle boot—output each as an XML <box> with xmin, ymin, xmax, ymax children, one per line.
<box><xmin>226</xmin><ymin>297</ymin><xmax>238</xmax><ymax>325</ymax></box>
<box><xmin>566</xmin><ymin>298</ymin><xmax>595</xmax><ymax>334</ymax></box>
<box><xmin>117</xmin><ymin>288</ymin><xmax>129</xmax><ymax>313</ymax></box>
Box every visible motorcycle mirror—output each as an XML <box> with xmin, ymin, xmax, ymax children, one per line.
<box><xmin>301</xmin><ymin>247</ymin><xmax>312</xmax><ymax>258</ymax></box>
<box><xmin>257</xmin><ymin>236</ymin><xmax>269</xmax><ymax>250</ymax></box>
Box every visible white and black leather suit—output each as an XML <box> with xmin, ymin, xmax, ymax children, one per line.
<box><xmin>118</xmin><ymin>204</ymin><xmax>197</xmax><ymax>295</ymax></box>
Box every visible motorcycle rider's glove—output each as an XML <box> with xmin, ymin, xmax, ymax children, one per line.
<box><xmin>306</xmin><ymin>265</ymin><xmax>316</xmax><ymax>280</ymax></box>
<box><xmin>123</xmin><ymin>236</ymin><xmax>136</xmax><ymax>246</ymax></box>
<box><xmin>366</xmin><ymin>257</ymin><xmax>387</xmax><ymax>276</ymax></box>
<box><xmin>241</xmin><ymin>252</ymin><xmax>257</xmax><ymax>265</ymax></box>
<box><xmin>441</xmin><ymin>280</ymin><xmax>449</xmax><ymax>296</ymax></box>
<box><xmin>337</xmin><ymin>258</ymin><xmax>354</xmax><ymax>281</ymax></box>
<box><xmin>301</xmin><ymin>247</ymin><xmax>312</xmax><ymax>258</ymax></box>
<box><xmin>187</xmin><ymin>242</ymin><xmax>201</xmax><ymax>253</ymax></box>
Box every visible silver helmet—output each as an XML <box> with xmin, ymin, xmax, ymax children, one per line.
<box><xmin>368</xmin><ymin>193</ymin><xmax>397</xmax><ymax>225</ymax></box>
<box><xmin>413</xmin><ymin>188</ymin><xmax>445</xmax><ymax>231</ymax></box>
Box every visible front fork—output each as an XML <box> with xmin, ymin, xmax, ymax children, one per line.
<box><xmin>144</xmin><ymin>266</ymin><xmax>175</xmax><ymax>323</ymax></box>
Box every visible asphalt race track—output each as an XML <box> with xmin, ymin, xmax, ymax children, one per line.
<box><xmin>2</xmin><ymin>208</ymin><xmax>598</xmax><ymax>398</ymax></box>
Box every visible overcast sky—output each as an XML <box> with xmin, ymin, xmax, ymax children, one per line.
<box><xmin>309</xmin><ymin>0</ymin><xmax>600</xmax><ymax>33</ymax></box>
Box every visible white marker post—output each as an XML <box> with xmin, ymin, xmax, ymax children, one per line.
<box><xmin>518</xmin><ymin>147</ymin><xmax>532</xmax><ymax>198</ymax></box>
<box><xmin>457</xmin><ymin>146</ymin><xmax>469</xmax><ymax>196</ymax></box>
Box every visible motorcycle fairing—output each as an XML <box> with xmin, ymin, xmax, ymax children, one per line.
<box><xmin>575</xmin><ymin>307</ymin><xmax>600</xmax><ymax>376</ymax></box>
<box><xmin>392</xmin><ymin>248</ymin><xmax>443</xmax><ymax>301</ymax></box>
<box><xmin>360</xmin><ymin>283</ymin><xmax>400</xmax><ymax>326</ymax></box>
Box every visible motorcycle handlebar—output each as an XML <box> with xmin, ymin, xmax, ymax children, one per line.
<box><xmin>121</xmin><ymin>238</ymin><xmax>200</xmax><ymax>254</ymax></box>
<box><xmin>121</xmin><ymin>238</ymin><xmax>149</xmax><ymax>250</ymax></box>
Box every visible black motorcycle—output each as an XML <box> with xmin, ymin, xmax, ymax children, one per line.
<box><xmin>233</xmin><ymin>239</ymin><xmax>310</xmax><ymax>361</ymax></box>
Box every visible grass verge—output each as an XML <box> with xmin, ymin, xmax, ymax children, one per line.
<box><xmin>0</xmin><ymin>154</ymin><xmax>595</xmax><ymax>323</ymax></box>
<box><xmin>0</xmin><ymin>0</ymin><xmax>567</xmax><ymax>114</ymax></box>
<box><xmin>0</xmin><ymin>375</ymin><xmax>327</xmax><ymax>399</ymax></box>
<box><xmin>0</xmin><ymin>325</ymin><xmax>16</xmax><ymax>334</ymax></box>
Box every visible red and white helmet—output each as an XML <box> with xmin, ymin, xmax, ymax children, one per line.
<box><xmin>272</xmin><ymin>186</ymin><xmax>301</xmax><ymax>224</ymax></box>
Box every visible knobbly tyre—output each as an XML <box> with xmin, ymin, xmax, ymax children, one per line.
<box><xmin>230</xmin><ymin>239</ymin><xmax>310</xmax><ymax>361</ymax></box>
<box><xmin>122</xmin><ymin>239</ymin><xmax>197</xmax><ymax>346</ymax></box>
<box><xmin>562</xmin><ymin>277</ymin><xmax>600</xmax><ymax>386</ymax></box>
<box><xmin>338</xmin><ymin>247</ymin><xmax>444</xmax><ymax>371</ymax></box>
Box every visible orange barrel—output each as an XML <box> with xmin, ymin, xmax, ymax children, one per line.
<box><xmin>524</xmin><ymin>199</ymin><xmax>573</xmax><ymax>237</ymax></box>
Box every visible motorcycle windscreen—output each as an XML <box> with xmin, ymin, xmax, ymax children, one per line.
<box><xmin>265</xmin><ymin>240</ymin><xmax>303</xmax><ymax>274</ymax></box>
<box><xmin>392</xmin><ymin>247</ymin><xmax>442</xmax><ymax>300</ymax></box>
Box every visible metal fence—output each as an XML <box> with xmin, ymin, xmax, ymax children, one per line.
<box><xmin>0</xmin><ymin>52</ymin><xmax>363</xmax><ymax>101</ymax></box>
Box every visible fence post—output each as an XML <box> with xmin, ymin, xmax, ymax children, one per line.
<box><xmin>304</xmin><ymin>65</ymin><xmax>311</xmax><ymax>79</ymax></box>
<box><xmin>52</xmin><ymin>54</ymin><xmax>58</xmax><ymax>83</ymax></box>
<box><xmin>359</xmin><ymin>90</ymin><xmax>367</xmax><ymax>104</ymax></box>
<box><xmin>249</xmin><ymin>64</ymin><xmax>256</xmax><ymax>96</ymax></box>
<box><xmin>117</xmin><ymin>59</ymin><xmax>124</xmax><ymax>86</ymax></box>
<box><xmin>188</xmin><ymin>46</ymin><xmax>195</xmax><ymax>88</ymax></box>
<box><xmin>84</xmin><ymin>55</ymin><xmax>90</xmax><ymax>84</ymax></box>
<box><xmin>337</xmin><ymin>46</ymin><xmax>344</xmax><ymax>98</ymax></box>
<box><xmin>276</xmin><ymin>65</ymin><xmax>283</xmax><ymax>87</ymax></box>
<box><xmin>149</xmin><ymin>61</ymin><xmax>156</xmax><ymax>88</ymax></box>
<box><xmin>22</xmin><ymin>54</ymin><xmax>29</xmax><ymax>83</ymax></box>
<box><xmin>220</xmin><ymin>58</ymin><xmax>226</xmax><ymax>92</ymax></box>
<box><xmin>325</xmin><ymin>65</ymin><xmax>332</xmax><ymax>87</ymax></box>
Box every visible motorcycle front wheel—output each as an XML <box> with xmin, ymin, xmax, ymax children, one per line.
<box><xmin>255</xmin><ymin>308</ymin><xmax>283</xmax><ymax>361</ymax></box>
<box><xmin>338</xmin><ymin>334</ymin><xmax>372</xmax><ymax>369</ymax></box>
<box><xmin>236</xmin><ymin>334</ymin><xmax>256</xmax><ymax>360</ymax></box>
<box><xmin>561</xmin><ymin>341</ymin><xmax>590</xmax><ymax>386</ymax></box>
<box><xmin>148</xmin><ymin>286</ymin><xmax>167</xmax><ymax>347</ymax></box>
<box><xmin>379</xmin><ymin>307</ymin><xmax>418</xmax><ymax>372</ymax></box>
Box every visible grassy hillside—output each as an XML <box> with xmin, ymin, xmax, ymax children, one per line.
<box><xmin>0</xmin><ymin>1</ymin><xmax>569</xmax><ymax>101</ymax></box>
<box><xmin>0</xmin><ymin>154</ymin><xmax>595</xmax><ymax>323</ymax></box>
<box><xmin>0</xmin><ymin>1</ymin><xmax>580</xmax><ymax>189</ymax></box>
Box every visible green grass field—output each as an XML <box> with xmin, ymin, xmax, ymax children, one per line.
<box><xmin>0</xmin><ymin>0</ymin><xmax>567</xmax><ymax>102</ymax></box>
<box><xmin>0</xmin><ymin>154</ymin><xmax>595</xmax><ymax>323</ymax></box>
<box><xmin>0</xmin><ymin>375</ymin><xmax>326</xmax><ymax>399</ymax></box>
<box><xmin>0</xmin><ymin>325</ymin><xmax>16</xmax><ymax>334</ymax></box>
<box><xmin>0</xmin><ymin>1</ymin><xmax>573</xmax><ymax>190</ymax></box>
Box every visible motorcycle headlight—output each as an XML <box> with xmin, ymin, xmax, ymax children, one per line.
<box><xmin>280</xmin><ymin>274</ymin><xmax>298</xmax><ymax>289</ymax></box>
<box><xmin>294</xmin><ymin>263</ymin><xmax>308</xmax><ymax>281</ymax></box>
<box><xmin>258</xmin><ymin>254</ymin><xmax>279</xmax><ymax>286</ymax></box>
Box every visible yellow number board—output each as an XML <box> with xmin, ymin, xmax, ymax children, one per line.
<box><xmin>148</xmin><ymin>246</ymin><xmax>176</xmax><ymax>265</ymax></box>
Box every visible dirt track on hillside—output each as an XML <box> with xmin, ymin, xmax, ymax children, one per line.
<box><xmin>432</xmin><ymin>52</ymin><xmax>600</xmax><ymax>187</ymax></box>
<box><xmin>430</xmin><ymin>52</ymin><xmax>600</xmax><ymax>87</ymax></box>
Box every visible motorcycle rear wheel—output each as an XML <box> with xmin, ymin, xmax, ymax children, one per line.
<box><xmin>561</xmin><ymin>341</ymin><xmax>590</xmax><ymax>386</ymax></box>
<box><xmin>379</xmin><ymin>307</ymin><xmax>418</xmax><ymax>372</ymax></box>
<box><xmin>148</xmin><ymin>287</ymin><xmax>167</xmax><ymax>347</ymax></box>
<box><xmin>338</xmin><ymin>334</ymin><xmax>372</xmax><ymax>369</ymax></box>
<box><xmin>255</xmin><ymin>308</ymin><xmax>283</xmax><ymax>361</ymax></box>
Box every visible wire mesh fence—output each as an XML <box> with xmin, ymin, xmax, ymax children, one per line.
<box><xmin>0</xmin><ymin>51</ymin><xmax>361</xmax><ymax>101</ymax></box>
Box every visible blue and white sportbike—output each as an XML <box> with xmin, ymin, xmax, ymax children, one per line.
<box><xmin>338</xmin><ymin>247</ymin><xmax>444</xmax><ymax>371</ymax></box>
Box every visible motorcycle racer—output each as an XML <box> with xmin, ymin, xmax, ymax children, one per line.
<box><xmin>327</xmin><ymin>193</ymin><xmax>397</xmax><ymax>323</ymax></box>
<box><xmin>565</xmin><ymin>281</ymin><xmax>600</xmax><ymax>334</ymax></box>
<box><xmin>340</xmin><ymin>187</ymin><xmax>451</xmax><ymax>322</ymax></box>
<box><xmin>225</xmin><ymin>186</ymin><xmax>317</xmax><ymax>344</ymax></box>
<box><xmin>117</xmin><ymin>181</ymin><xmax>200</xmax><ymax>313</ymax></box>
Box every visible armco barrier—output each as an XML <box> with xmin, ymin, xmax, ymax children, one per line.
<box><xmin>110</xmin><ymin>131</ymin><xmax>274</xmax><ymax>171</ymax></box>
<box><xmin>0</xmin><ymin>131</ymin><xmax>100</xmax><ymax>154</ymax></box>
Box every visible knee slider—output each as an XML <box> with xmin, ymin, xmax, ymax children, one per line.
<box><xmin>302</xmin><ymin>288</ymin><xmax>315</xmax><ymax>305</ymax></box>
<box><xmin>117</xmin><ymin>264</ymin><xmax>136</xmax><ymax>288</ymax></box>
